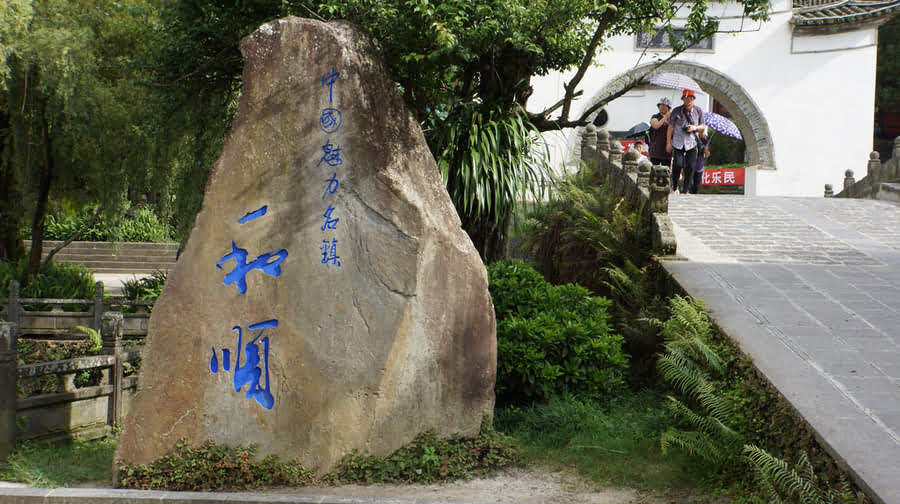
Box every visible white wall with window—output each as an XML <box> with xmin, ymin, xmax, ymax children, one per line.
<box><xmin>529</xmin><ymin>0</ymin><xmax>884</xmax><ymax>196</ymax></box>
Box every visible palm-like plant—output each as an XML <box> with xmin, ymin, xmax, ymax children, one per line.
<box><xmin>427</xmin><ymin>102</ymin><xmax>551</xmax><ymax>262</ymax></box>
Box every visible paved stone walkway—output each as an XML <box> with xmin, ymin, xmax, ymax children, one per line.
<box><xmin>665</xmin><ymin>195</ymin><xmax>900</xmax><ymax>504</ymax></box>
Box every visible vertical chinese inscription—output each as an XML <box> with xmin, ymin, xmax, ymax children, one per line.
<box><xmin>319</xmin><ymin>67</ymin><xmax>344</xmax><ymax>268</ymax></box>
<box><xmin>210</xmin><ymin>205</ymin><xmax>287</xmax><ymax>410</ymax></box>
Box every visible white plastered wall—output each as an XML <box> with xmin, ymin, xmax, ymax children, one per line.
<box><xmin>529</xmin><ymin>0</ymin><xmax>878</xmax><ymax>196</ymax></box>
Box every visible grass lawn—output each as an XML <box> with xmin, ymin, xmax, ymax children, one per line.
<box><xmin>2</xmin><ymin>390</ymin><xmax>732</xmax><ymax>501</ymax></box>
<box><xmin>495</xmin><ymin>389</ymin><xmax>719</xmax><ymax>494</ymax></box>
<box><xmin>1</xmin><ymin>437</ymin><xmax>117</xmax><ymax>487</ymax></box>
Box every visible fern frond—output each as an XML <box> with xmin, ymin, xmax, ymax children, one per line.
<box><xmin>743</xmin><ymin>445</ymin><xmax>826</xmax><ymax>503</ymax></box>
<box><xmin>661</xmin><ymin>429</ymin><xmax>726</xmax><ymax>465</ymax></box>
<box><xmin>657</xmin><ymin>352</ymin><xmax>711</xmax><ymax>400</ymax></box>
<box><xmin>665</xmin><ymin>396</ymin><xmax>741</xmax><ymax>445</ymax></box>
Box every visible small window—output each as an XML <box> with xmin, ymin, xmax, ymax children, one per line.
<box><xmin>635</xmin><ymin>29</ymin><xmax>714</xmax><ymax>51</ymax></box>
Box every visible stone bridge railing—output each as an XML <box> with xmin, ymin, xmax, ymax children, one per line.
<box><xmin>0</xmin><ymin>280</ymin><xmax>152</xmax><ymax>342</ymax></box>
<box><xmin>579</xmin><ymin>124</ymin><xmax>677</xmax><ymax>255</ymax></box>
<box><xmin>1</xmin><ymin>313</ymin><xmax>141</xmax><ymax>461</ymax></box>
<box><xmin>827</xmin><ymin>136</ymin><xmax>900</xmax><ymax>202</ymax></box>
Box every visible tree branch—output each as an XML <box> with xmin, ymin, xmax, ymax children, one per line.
<box><xmin>41</xmin><ymin>207</ymin><xmax>102</xmax><ymax>270</ymax></box>
<box><xmin>557</xmin><ymin>4</ymin><xmax>619</xmax><ymax>121</ymax></box>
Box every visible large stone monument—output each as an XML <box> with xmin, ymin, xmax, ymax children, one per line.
<box><xmin>115</xmin><ymin>17</ymin><xmax>496</xmax><ymax>473</ymax></box>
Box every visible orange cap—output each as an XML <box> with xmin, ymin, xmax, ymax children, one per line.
<box><xmin>682</xmin><ymin>89</ymin><xmax>695</xmax><ymax>98</ymax></box>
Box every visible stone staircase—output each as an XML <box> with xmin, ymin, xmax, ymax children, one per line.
<box><xmin>25</xmin><ymin>240</ymin><xmax>178</xmax><ymax>274</ymax></box>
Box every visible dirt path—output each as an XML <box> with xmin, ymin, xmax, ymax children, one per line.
<box><xmin>261</xmin><ymin>466</ymin><xmax>725</xmax><ymax>504</ymax></box>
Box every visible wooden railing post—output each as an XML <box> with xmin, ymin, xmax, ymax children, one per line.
<box><xmin>93</xmin><ymin>281</ymin><xmax>105</xmax><ymax>331</ymax></box>
<box><xmin>101</xmin><ymin>311</ymin><xmax>124</xmax><ymax>430</ymax></box>
<box><xmin>0</xmin><ymin>321</ymin><xmax>17</xmax><ymax>461</ymax></box>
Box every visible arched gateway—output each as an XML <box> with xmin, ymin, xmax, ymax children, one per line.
<box><xmin>585</xmin><ymin>61</ymin><xmax>775</xmax><ymax>171</ymax></box>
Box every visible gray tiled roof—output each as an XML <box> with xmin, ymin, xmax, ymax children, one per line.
<box><xmin>792</xmin><ymin>0</ymin><xmax>900</xmax><ymax>26</ymax></box>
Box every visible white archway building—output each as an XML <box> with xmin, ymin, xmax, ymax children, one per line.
<box><xmin>530</xmin><ymin>0</ymin><xmax>900</xmax><ymax>196</ymax></box>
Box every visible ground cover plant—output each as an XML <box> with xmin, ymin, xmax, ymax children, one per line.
<box><xmin>117</xmin><ymin>439</ymin><xmax>315</xmax><ymax>491</ymax></box>
<box><xmin>329</xmin><ymin>424</ymin><xmax>519</xmax><ymax>484</ymax></box>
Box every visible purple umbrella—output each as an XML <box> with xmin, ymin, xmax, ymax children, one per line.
<box><xmin>646</xmin><ymin>72</ymin><xmax>703</xmax><ymax>93</ymax></box>
<box><xmin>703</xmin><ymin>111</ymin><xmax>742</xmax><ymax>140</ymax></box>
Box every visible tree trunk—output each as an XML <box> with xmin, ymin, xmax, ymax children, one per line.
<box><xmin>463</xmin><ymin>214</ymin><xmax>510</xmax><ymax>265</ymax></box>
<box><xmin>22</xmin><ymin>113</ymin><xmax>54</xmax><ymax>288</ymax></box>
<box><xmin>0</xmin><ymin>113</ymin><xmax>25</xmax><ymax>262</ymax></box>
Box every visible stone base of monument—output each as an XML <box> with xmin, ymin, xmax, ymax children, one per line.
<box><xmin>115</xmin><ymin>17</ymin><xmax>496</xmax><ymax>474</ymax></box>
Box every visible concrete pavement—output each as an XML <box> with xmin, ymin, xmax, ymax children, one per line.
<box><xmin>665</xmin><ymin>195</ymin><xmax>900</xmax><ymax>504</ymax></box>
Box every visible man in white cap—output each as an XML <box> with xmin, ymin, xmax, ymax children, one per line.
<box><xmin>666</xmin><ymin>89</ymin><xmax>706</xmax><ymax>193</ymax></box>
<box><xmin>648</xmin><ymin>97</ymin><xmax>672</xmax><ymax>167</ymax></box>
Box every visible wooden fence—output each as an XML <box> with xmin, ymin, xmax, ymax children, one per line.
<box><xmin>1</xmin><ymin>280</ymin><xmax>152</xmax><ymax>460</ymax></box>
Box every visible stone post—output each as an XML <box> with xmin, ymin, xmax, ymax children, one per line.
<box><xmin>581</xmin><ymin>124</ymin><xmax>597</xmax><ymax>169</ymax></box>
<box><xmin>102</xmin><ymin>311</ymin><xmax>125</xmax><ymax>429</ymax></box>
<box><xmin>843</xmin><ymin>169</ymin><xmax>855</xmax><ymax>197</ymax></box>
<box><xmin>0</xmin><ymin>322</ymin><xmax>17</xmax><ymax>462</ymax></box>
<box><xmin>596</xmin><ymin>127</ymin><xmax>610</xmax><ymax>155</ymax></box>
<box><xmin>610</xmin><ymin>141</ymin><xmax>623</xmax><ymax>171</ymax></box>
<box><xmin>824</xmin><ymin>184</ymin><xmax>834</xmax><ymax>198</ymax></box>
<box><xmin>623</xmin><ymin>147</ymin><xmax>639</xmax><ymax>175</ymax></box>
<box><xmin>638</xmin><ymin>159</ymin><xmax>652</xmax><ymax>189</ymax></box>
<box><xmin>594</xmin><ymin>128</ymin><xmax>611</xmax><ymax>181</ymax></box>
<box><xmin>93</xmin><ymin>281</ymin><xmax>105</xmax><ymax>331</ymax></box>
<box><xmin>650</xmin><ymin>165</ymin><xmax>670</xmax><ymax>214</ymax></box>
<box><xmin>7</xmin><ymin>281</ymin><xmax>19</xmax><ymax>330</ymax></box>
<box><xmin>867</xmin><ymin>151</ymin><xmax>881</xmax><ymax>188</ymax></box>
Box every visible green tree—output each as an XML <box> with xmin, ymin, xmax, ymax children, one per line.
<box><xmin>125</xmin><ymin>0</ymin><xmax>773</xmax><ymax>261</ymax></box>
<box><xmin>0</xmin><ymin>0</ymin><xmax>157</xmax><ymax>284</ymax></box>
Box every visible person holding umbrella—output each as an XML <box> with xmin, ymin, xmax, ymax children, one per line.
<box><xmin>667</xmin><ymin>89</ymin><xmax>706</xmax><ymax>194</ymax></box>
<box><xmin>648</xmin><ymin>97</ymin><xmax>672</xmax><ymax>167</ymax></box>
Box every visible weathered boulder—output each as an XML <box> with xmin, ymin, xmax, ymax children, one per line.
<box><xmin>115</xmin><ymin>17</ymin><xmax>496</xmax><ymax>473</ymax></box>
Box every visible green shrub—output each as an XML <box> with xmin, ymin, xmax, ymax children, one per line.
<box><xmin>43</xmin><ymin>211</ymin><xmax>106</xmax><ymax>241</ymax></box>
<box><xmin>0</xmin><ymin>259</ymin><xmax>94</xmax><ymax>302</ymax></box>
<box><xmin>108</xmin><ymin>206</ymin><xmax>174</xmax><ymax>243</ymax></box>
<box><xmin>488</xmin><ymin>259</ymin><xmax>628</xmax><ymax>404</ymax></box>
<box><xmin>122</xmin><ymin>270</ymin><xmax>167</xmax><ymax>302</ymax></box>
<box><xmin>331</xmin><ymin>424</ymin><xmax>518</xmax><ymax>484</ymax></box>
<box><xmin>35</xmin><ymin>203</ymin><xmax>174</xmax><ymax>243</ymax></box>
<box><xmin>117</xmin><ymin>440</ymin><xmax>315</xmax><ymax>491</ymax></box>
<box><xmin>519</xmin><ymin>173</ymin><xmax>650</xmax><ymax>293</ymax></box>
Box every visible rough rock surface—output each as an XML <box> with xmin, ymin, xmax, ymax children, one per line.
<box><xmin>115</xmin><ymin>17</ymin><xmax>496</xmax><ymax>473</ymax></box>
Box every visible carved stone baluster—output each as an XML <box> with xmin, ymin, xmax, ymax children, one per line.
<box><xmin>843</xmin><ymin>169</ymin><xmax>855</xmax><ymax>197</ymax></box>
<box><xmin>650</xmin><ymin>166</ymin><xmax>670</xmax><ymax>214</ymax></box>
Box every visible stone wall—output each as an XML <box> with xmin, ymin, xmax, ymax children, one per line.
<box><xmin>579</xmin><ymin>125</ymin><xmax>677</xmax><ymax>256</ymax></box>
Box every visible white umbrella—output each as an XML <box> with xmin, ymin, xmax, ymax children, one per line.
<box><xmin>646</xmin><ymin>73</ymin><xmax>703</xmax><ymax>93</ymax></box>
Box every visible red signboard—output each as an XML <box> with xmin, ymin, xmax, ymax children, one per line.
<box><xmin>619</xmin><ymin>140</ymin><xmax>640</xmax><ymax>152</ymax></box>
<box><xmin>701</xmin><ymin>168</ymin><xmax>744</xmax><ymax>186</ymax></box>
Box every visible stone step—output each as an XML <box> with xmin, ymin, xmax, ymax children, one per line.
<box><xmin>52</xmin><ymin>253</ymin><xmax>177</xmax><ymax>262</ymax></box>
<box><xmin>66</xmin><ymin>260</ymin><xmax>176</xmax><ymax>271</ymax></box>
<box><xmin>28</xmin><ymin>240</ymin><xmax>179</xmax><ymax>252</ymax></box>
